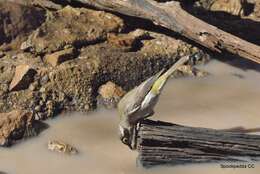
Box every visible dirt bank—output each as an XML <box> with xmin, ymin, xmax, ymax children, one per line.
<box><xmin>1</xmin><ymin>0</ymin><xmax>259</xmax><ymax>145</ymax></box>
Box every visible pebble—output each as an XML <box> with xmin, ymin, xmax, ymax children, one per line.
<box><xmin>41</xmin><ymin>93</ymin><xmax>47</xmax><ymax>102</ymax></box>
<box><xmin>40</xmin><ymin>75</ymin><xmax>49</xmax><ymax>85</ymax></box>
<box><xmin>0</xmin><ymin>51</ymin><xmax>4</xmax><ymax>58</ymax></box>
<box><xmin>39</xmin><ymin>87</ymin><xmax>46</xmax><ymax>93</ymax></box>
<box><xmin>35</xmin><ymin>105</ymin><xmax>41</xmax><ymax>112</ymax></box>
<box><xmin>29</xmin><ymin>83</ymin><xmax>36</xmax><ymax>91</ymax></box>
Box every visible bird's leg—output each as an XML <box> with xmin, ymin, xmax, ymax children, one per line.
<box><xmin>130</xmin><ymin>111</ymin><xmax>154</xmax><ymax>149</ymax></box>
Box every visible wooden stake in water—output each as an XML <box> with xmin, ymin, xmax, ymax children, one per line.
<box><xmin>137</xmin><ymin>119</ymin><xmax>260</xmax><ymax>168</ymax></box>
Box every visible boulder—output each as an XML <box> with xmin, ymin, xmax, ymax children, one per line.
<box><xmin>21</xmin><ymin>6</ymin><xmax>124</xmax><ymax>54</ymax></box>
<box><xmin>9</xmin><ymin>64</ymin><xmax>37</xmax><ymax>91</ymax></box>
<box><xmin>0</xmin><ymin>1</ymin><xmax>45</xmax><ymax>47</ymax></box>
<box><xmin>0</xmin><ymin>110</ymin><xmax>34</xmax><ymax>146</ymax></box>
<box><xmin>0</xmin><ymin>3</ymin><xmax>207</xmax><ymax>118</ymax></box>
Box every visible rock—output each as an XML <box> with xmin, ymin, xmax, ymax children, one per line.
<box><xmin>39</xmin><ymin>87</ymin><xmax>46</xmax><ymax>93</ymax></box>
<box><xmin>141</xmin><ymin>32</ymin><xmax>181</xmax><ymax>55</ymax></box>
<box><xmin>9</xmin><ymin>64</ymin><xmax>37</xmax><ymax>91</ymax></box>
<box><xmin>39</xmin><ymin>100</ymin><xmax>44</xmax><ymax>106</ymax></box>
<box><xmin>177</xmin><ymin>65</ymin><xmax>210</xmax><ymax>78</ymax></box>
<box><xmin>0</xmin><ymin>2</ymin><xmax>45</xmax><ymax>48</ymax></box>
<box><xmin>0</xmin><ymin>5</ymin><xmax>206</xmax><ymax>118</ymax></box>
<box><xmin>48</xmin><ymin>140</ymin><xmax>78</xmax><ymax>155</ymax></box>
<box><xmin>28</xmin><ymin>0</ymin><xmax>62</xmax><ymax>10</ymax></box>
<box><xmin>35</xmin><ymin>112</ymin><xmax>46</xmax><ymax>120</ymax></box>
<box><xmin>58</xmin><ymin>92</ymin><xmax>65</xmax><ymax>102</ymax></box>
<box><xmin>35</xmin><ymin>105</ymin><xmax>41</xmax><ymax>112</ymax></box>
<box><xmin>107</xmin><ymin>29</ymin><xmax>149</xmax><ymax>51</ymax></box>
<box><xmin>0</xmin><ymin>51</ymin><xmax>4</xmax><ymax>58</ymax></box>
<box><xmin>98</xmin><ymin>81</ymin><xmax>125</xmax><ymax>109</ymax></box>
<box><xmin>34</xmin><ymin>113</ymin><xmax>41</xmax><ymax>120</ymax></box>
<box><xmin>0</xmin><ymin>110</ymin><xmax>34</xmax><ymax>146</ymax></box>
<box><xmin>0</xmin><ymin>83</ymin><xmax>8</xmax><ymax>94</ymax></box>
<box><xmin>45</xmin><ymin>48</ymin><xmax>76</xmax><ymax>67</ymax></box>
<box><xmin>40</xmin><ymin>74</ymin><xmax>49</xmax><ymax>85</ymax></box>
<box><xmin>209</xmin><ymin>0</ymin><xmax>244</xmax><ymax>16</ymax></box>
<box><xmin>250</xmin><ymin>1</ymin><xmax>260</xmax><ymax>19</ymax></box>
<box><xmin>195</xmin><ymin>0</ymin><xmax>259</xmax><ymax>18</ymax></box>
<box><xmin>107</xmin><ymin>33</ymin><xmax>136</xmax><ymax>49</ymax></box>
<box><xmin>41</xmin><ymin>93</ymin><xmax>47</xmax><ymax>101</ymax></box>
<box><xmin>20</xmin><ymin>37</ymin><xmax>33</xmax><ymax>51</ymax></box>
<box><xmin>29</xmin><ymin>82</ymin><xmax>38</xmax><ymax>91</ymax></box>
<box><xmin>22</xmin><ymin>6</ymin><xmax>124</xmax><ymax>54</ymax></box>
<box><xmin>12</xmin><ymin>0</ymin><xmax>62</xmax><ymax>10</ymax></box>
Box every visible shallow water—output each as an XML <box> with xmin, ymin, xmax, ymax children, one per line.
<box><xmin>1</xmin><ymin>60</ymin><xmax>260</xmax><ymax>174</ymax></box>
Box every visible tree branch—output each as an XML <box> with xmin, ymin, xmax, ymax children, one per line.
<box><xmin>62</xmin><ymin>0</ymin><xmax>260</xmax><ymax>64</ymax></box>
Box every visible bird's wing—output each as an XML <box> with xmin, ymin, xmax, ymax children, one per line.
<box><xmin>118</xmin><ymin>69</ymin><xmax>165</xmax><ymax>117</ymax></box>
<box><xmin>151</xmin><ymin>55</ymin><xmax>190</xmax><ymax>94</ymax></box>
<box><xmin>118</xmin><ymin>55</ymin><xmax>190</xmax><ymax>120</ymax></box>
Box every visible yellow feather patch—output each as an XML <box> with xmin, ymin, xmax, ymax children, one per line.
<box><xmin>151</xmin><ymin>76</ymin><xmax>167</xmax><ymax>95</ymax></box>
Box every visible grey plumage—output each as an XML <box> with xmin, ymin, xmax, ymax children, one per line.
<box><xmin>117</xmin><ymin>55</ymin><xmax>190</xmax><ymax>149</ymax></box>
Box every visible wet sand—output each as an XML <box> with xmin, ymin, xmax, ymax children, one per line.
<box><xmin>0</xmin><ymin>60</ymin><xmax>260</xmax><ymax>174</ymax></box>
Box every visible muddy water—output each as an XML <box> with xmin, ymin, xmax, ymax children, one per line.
<box><xmin>1</xmin><ymin>60</ymin><xmax>260</xmax><ymax>174</ymax></box>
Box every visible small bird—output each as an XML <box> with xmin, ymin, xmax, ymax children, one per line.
<box><xmin>117</xmin><ymin>55</ymin><xmax>191</xmax><ymax>149</ymax></box>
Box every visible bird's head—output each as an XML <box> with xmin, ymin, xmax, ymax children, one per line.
<box><xmin>119</xmin><ymin>125</ymin><xmax>133</xmax><ymax>149</ymax></box>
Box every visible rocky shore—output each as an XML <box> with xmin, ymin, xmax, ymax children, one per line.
<box><xmin>0</xmin><ymin>0</ymin><xmax>259</xmax><ymax>146</ymax></box>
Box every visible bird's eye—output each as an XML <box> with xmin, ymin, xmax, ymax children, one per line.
<box><xmin>122</xmin><ymin>137</ymin><xmax>128</xmax><ymax>144</ymax></box>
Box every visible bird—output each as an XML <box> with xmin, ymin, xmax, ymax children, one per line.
<box><xmin>117</xmin><ymin>54</ymin><xmax>191</xmax><ymax>149</ymax></box>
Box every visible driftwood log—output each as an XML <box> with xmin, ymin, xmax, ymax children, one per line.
<box><xmin>137</xmin><ymin>119</ymin><xmax>260</xmax><ymax>168</ymax></box>
<box><xmin>60</xmin><ymin>0</ymin><xmax>260</xmax><ymax>64</ymax></box>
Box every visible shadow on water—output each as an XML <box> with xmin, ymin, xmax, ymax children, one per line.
<box><xmin>212</xmin><ymin>51</ymin><xmax>260</xmax><ymax>72</ymax></box>
<box><xmin>33</xmin><ymin>120</ymin><xmax>50</xmax><ymax>135</ymax></box>
<box><xmin>0</xmin><ymin>171</ymin><xmax>8</xmax><ymax>174</ymax></box>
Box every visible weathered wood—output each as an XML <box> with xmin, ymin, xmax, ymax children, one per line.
<box><xmin>137</xmin><ymin>119</ymin><xmax>260</xmax><ymax>168</ymax></box>
<box><xmin>63</xmin><ymin>0</ymin><xmax>260</xmax><ymax>64</ymax></box>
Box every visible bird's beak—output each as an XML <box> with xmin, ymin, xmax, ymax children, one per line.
<box><xmin>127</xmin><ymin>136</ymin><xmax>137</xmax><ymax>150</ymax></box>
<box><xmin>128</xmin><ymin>143</ymin><xmax>134</xmax><ymax>150</ymax></box>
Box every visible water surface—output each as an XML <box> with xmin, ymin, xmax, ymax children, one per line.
<box><xmin>0</xmin><ymin>60</ymin><xmax>260</xmax><ymax>174</ymax></box>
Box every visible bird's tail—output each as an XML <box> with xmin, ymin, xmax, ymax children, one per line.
<box><xmin>151</xmin><ymin>55</ymin><xmax>190</xmax><ymax>94</ymax></box>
